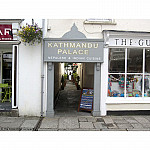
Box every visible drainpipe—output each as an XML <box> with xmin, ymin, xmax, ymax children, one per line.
<box><xmin>40</xmin><ymin>19</ymin><xmax>45</xmax><ymax>117</ymax></box>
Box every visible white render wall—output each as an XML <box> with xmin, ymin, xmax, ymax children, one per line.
<box><xmin>46</xmin><ymin>19</ymin><xmax>150</xmax><ymax>39</ymax></box>
<box><xmin>18</xmin><ymin>19</ymin><xmax>42</xmax><ymax>116</ymax></box>
<box><xmin>18</xmin><ymin>43</ymin><xmax>42</xmax><ymax>116</ymax></box>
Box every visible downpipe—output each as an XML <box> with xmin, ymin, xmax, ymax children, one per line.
<box><xmin>40</xmin><ymin>19</ymin><xmax>45</xmax><ymax>117</ymax></box>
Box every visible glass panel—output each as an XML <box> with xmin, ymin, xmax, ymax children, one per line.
<box><xmin>108</xmin><ymin>74</ymin><xmax>125</xmax><ymax>97</ymax></box>
<box><xmin>126</xmin><ymin>74</ymin><xmax>142</xmax><ymax>97</ymax></box>
<box><xmin>127</xmin><ymin>49</ymin><xmax>143</xmax><ymax>73</ymax></box>
<box><xmin>144</xmin><ymin>75</ymin><xmax>150</xmax><ymax>97</ymax></box>
<box><xmin>2</xmin><ymin>52</ymin><xmax>12</xmax><ymax>85</ymax></box>
<box><xmin>109</xmin><ymin>48</ymin><xmax>125</xmax><ymax>73</ymax></box>
<box><xmin>145</xmin><ymin>49</ymin><xmax>150</xmax><ymax>73</ymax></box>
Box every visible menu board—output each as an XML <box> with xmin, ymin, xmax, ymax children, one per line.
<box><xmin>78</xmin><ymin>88</ymin><xmax>94</xmax><ymax>111</ymax></box>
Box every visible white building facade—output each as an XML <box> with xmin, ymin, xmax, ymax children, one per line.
<box><xmin>1</xmin><ymin>19</ymin><xmax>150</xmax><ymax>116</ymax></box>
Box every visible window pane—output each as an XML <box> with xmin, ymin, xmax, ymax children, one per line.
<box><xmin>109</xmin><ymin>48</ymin><xmax>125</xmax><ymax>73</ymax></box>
<box><xmin>144</xmin><ymin>75</ymin><xmax>150</xmax><ymax>97</ymax></box>
<box><xmin>108</xmin><ymin>74</ymin><xmax>125</xmax><ymax>97</ymax></box>
<box><xmin>145</xmin><ymin>49</ymin><xmax>150</xmax><ymax>73</ymax></box>
<box><xmin>127</xmin><ymin>49</ymin><xmax>143</xmax><ymax>73</ymax></box>
<box><xmin>126</xmin><ymin>75</ymin><xmax>142</xmax><ymax>97</ymax></box>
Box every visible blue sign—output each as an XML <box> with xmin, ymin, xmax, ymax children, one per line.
<box><xmin>78</xmin><ymin>89</ymin><xmax>94</xmax><ymax>111</ymax></box>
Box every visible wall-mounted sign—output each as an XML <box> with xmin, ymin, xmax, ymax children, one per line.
<box><xmin>0</xmin><ymin>25</ymin><xmax>12</xmax><ymax>41</ymax></box>
<box><xmin>44</xmin><ymin>39</ymin><xmax>104</xmax><ymax>62</ymax></box>
<box><xmin>109</xmin><ymin>37</ymin><xmax>150</xmax><ymax>47</ymax></box>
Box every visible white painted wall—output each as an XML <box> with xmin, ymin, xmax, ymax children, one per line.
<box><xmin>18</xmin><ymin>43</ymin><xmax>41</xmax><ymax>116</ymax></box>
<box><xmin>46</xmin><ymin>19</ymin><xmax>150</xmax><ymax>39</ymax></box>
<box><xmin>18</xmin><ymin>19</ymin><xmax>42</xmax><ymax>116</ymax></box>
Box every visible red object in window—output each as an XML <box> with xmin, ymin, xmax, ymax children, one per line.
<box><xmin>0</xmin><ymin>25</ymin><xmax>13</xmax><ymax>41</ymax></box>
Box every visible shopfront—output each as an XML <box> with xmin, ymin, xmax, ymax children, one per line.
<box><xmin>103</xmin><ymin>30</ymin><xmax>150</xmax><ymax>112</ymax></box>
<box><xmin>0</xmin><ymin>20</ymin><xmax>21</xmax><ymax>110</ymax></box>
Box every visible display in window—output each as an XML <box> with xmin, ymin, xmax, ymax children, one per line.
<box><xmin>144</xmin><ymin>75</ymin><xmax>150</xmax><ymax>97</ymax></box>
<box><xmin>108</xmin><ymin>74</ymin><xmax>125</xmax><ymax>97</ymax></box>
<box><xmin>126</xmin><ymin>75</ymin><xmax>142</xmax><ymax>97</ymax></box>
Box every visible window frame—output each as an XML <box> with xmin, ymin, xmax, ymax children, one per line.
<box><xmin>107</xmin><ymin>47</ymin><xmax>150</xmax><ymax>100</ymax></box>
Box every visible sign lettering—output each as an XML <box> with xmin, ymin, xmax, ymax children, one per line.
<box><xmin>109</xmin><ymin>38</ymin><xmax>150</xmax><ymax>47</ymax></box>
<box><xmin>44</xmin><ymin>39</ymin><xmax>104</xmax><ymax>62</ymax></box>
<box><xmin>0</xmin><ymin>25</ymin><xmax>13</xmax><ymax>41</ymax></box>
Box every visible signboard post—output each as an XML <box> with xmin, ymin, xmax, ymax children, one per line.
<box><xmin>78</xmin><ymin>88</ymin><xmax>94</xmax><ymax>112</ymax></box>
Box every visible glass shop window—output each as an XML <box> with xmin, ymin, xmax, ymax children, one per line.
<box><xmin>127</xmin><ymin>49</ymin><xmax>143</xmax><ymax>73</ymax></box>
<box><xmin>108</xmin><ymin>48</ymin><xmax>125</xmax><ymax>73</ymax></box>
<box><xmin>144</xmin><ymin>49</ymin><xmax>150</xmax><ymax>97</ymax></box>
<box><xmin>126</xmin><ymin>74</ymin><xmax>142</xmax><ymax>97</ymax></box>
<box><xmin>108</xmin><ymin>48</ymin><xmax>144</xmax><ymax>98</ymax></box>
<box><xmin>108</xmin><ymin>74</ymin><xmax>125</xmax><ymax>97</ymax></box>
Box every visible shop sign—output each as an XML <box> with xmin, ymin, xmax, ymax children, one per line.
<box><xmin>44</xmin><ymin>39</ymin><xmax>104</xmax><ymax>62</ymax></box>
<box><xmin>109</xmin><ymin>37</ymin><xmax>150</xmax><ymax>47</ymax></box>
<box><xmin>0</xmin><ymin>25</ymin><xmax>13</xmax><ymax>41</ymax></box>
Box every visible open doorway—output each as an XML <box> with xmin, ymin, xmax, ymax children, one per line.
<box><xmin>54</xmin><ymin>62</ymin><xmax>94</xmax><ymax>116</ymax></box>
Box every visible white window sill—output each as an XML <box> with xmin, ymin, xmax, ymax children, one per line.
<box><xmin>106</xmin><ymin>97</ymin><xmax>150</xmax><ymax>104</ymax></box>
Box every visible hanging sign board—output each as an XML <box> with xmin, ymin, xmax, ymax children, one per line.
<box><xmin>44</xmin><ymin>39</ymin><xmax>104</xmax><ymax>62</ymax></box>
<box><xmin>78</xmin><ymin>88</ymin><xmax>94</xmax><ymax>111</ymax></box>
<box><xmin>0</xmin><ymin>25</ymin><xmax>12</xmax><ymax>41</ymax></box>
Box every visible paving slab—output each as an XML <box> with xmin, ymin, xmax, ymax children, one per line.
<box><xmin>103</xmin><ymin>116</ymin><xmax>114</xmax><ymax>124</ymax></box>
<box><xmin>116</xmin><ymin>123</ymin><xmax>134</xmax><ymax>129</ymax></box>
<box><xmin>96</xmin><ymin>117</ymin><xmax>104</xmax><ymax>122</ymax></box>
<box><xmin>86</xmin><ymin>117</ymin><xmax>96</xmax><ymax>122</ymax></box>
<box><xmin>141</xmin><ymin>123</ymin><xmax>150</xmax><ymax>128</ymax></box>
<box><xmin>131</xmin><ymin>123</ymin><xmax>144</xmax><ymax>129</ymax></box>
<box><xmin>39</xmin><ymin>118</ymin><xmax>58</xmax><ymax>129</ymax></box>
<box><xmin>59</xmin><ymin>117</ymin><xmax>79</xmax><ymax>129</ymax></box>
<box><xmin>143</xmin><ymin>116</ymin><xmax>150</xmax><ymax>122</ymax></box>
<box><xmin>123</xmin><ymin>116</ymin><xmax>139</xmax><ymax>124</ymax></box>
<box><xmin>106</xmin><ymin>123</ymin><xmax>118</xmax><ymax>129</ymax></box>
<box><xmin>78</xmin><ymin>117</ymin><xmax>87</xmax><ymax>122</ymax></box>
<box><xmin>20</xmin><ymin>119</ymin><xmax>39</xmax><ymax>130</ymax></box>
<box><xmin>0</xmin><ymin>118</ymin><xmax>24</xmax><ymax>129</ymax></box>
<box><xmin>80</xmin><ymin>122</ymin><xmax>94</xmax><ymax>129</ymax></box>
<box><xmin>0</xmin><ymin>117</ymin><xmax>8</xmax><ymax>122</ymax></box>
<box><xmin>93</xmin><ymin>122</ymin><xmax>107</xmax><ymax>129</ymax></box>
<box><xmin>133</xmin><ymin>116</ymin><xmax>150</xmax><ymax>124</ymax></box>
<box><xmin>113</xmin><ymin>118</ymin><xmax>129</xmax><ymax>124</ymax></box>
<box><xmin>109</xmin><ymin>116</ymin><xmax>124</xmax><ymax>119</ymax></box>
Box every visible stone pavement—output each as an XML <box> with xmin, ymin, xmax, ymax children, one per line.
<box><xmin>0</xmin><ymin>81</ymin><xmax>150</xmax><ymax>131</ymax></box>
<box><xmin>0</xmin><ymin>116</ymin><xmax>40</xmax><ymax>131</ymax></box>
<box><xmin>0</xmin><ymin>115</ymin><xmax>150</xmax><ymax>131</ymax></box>
<box><xmin>38</xmin><ymin>115</ymin><xmax>150</xmax><ymax>131</ymax></box>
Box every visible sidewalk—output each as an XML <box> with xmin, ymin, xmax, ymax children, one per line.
<box><xmin>0</xmin><ymin>116</ymin><xmax>40</xmax><ymax>131</ymax></box>
<box><xmin>0</xmin><ymin>115</ymin><xmax>150</xmax><ymax>131</ymax></box>
<box><xmin>38</xmin><ymin>115</ymin><xmax>150</xmax><ymax>131</ymax></box>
